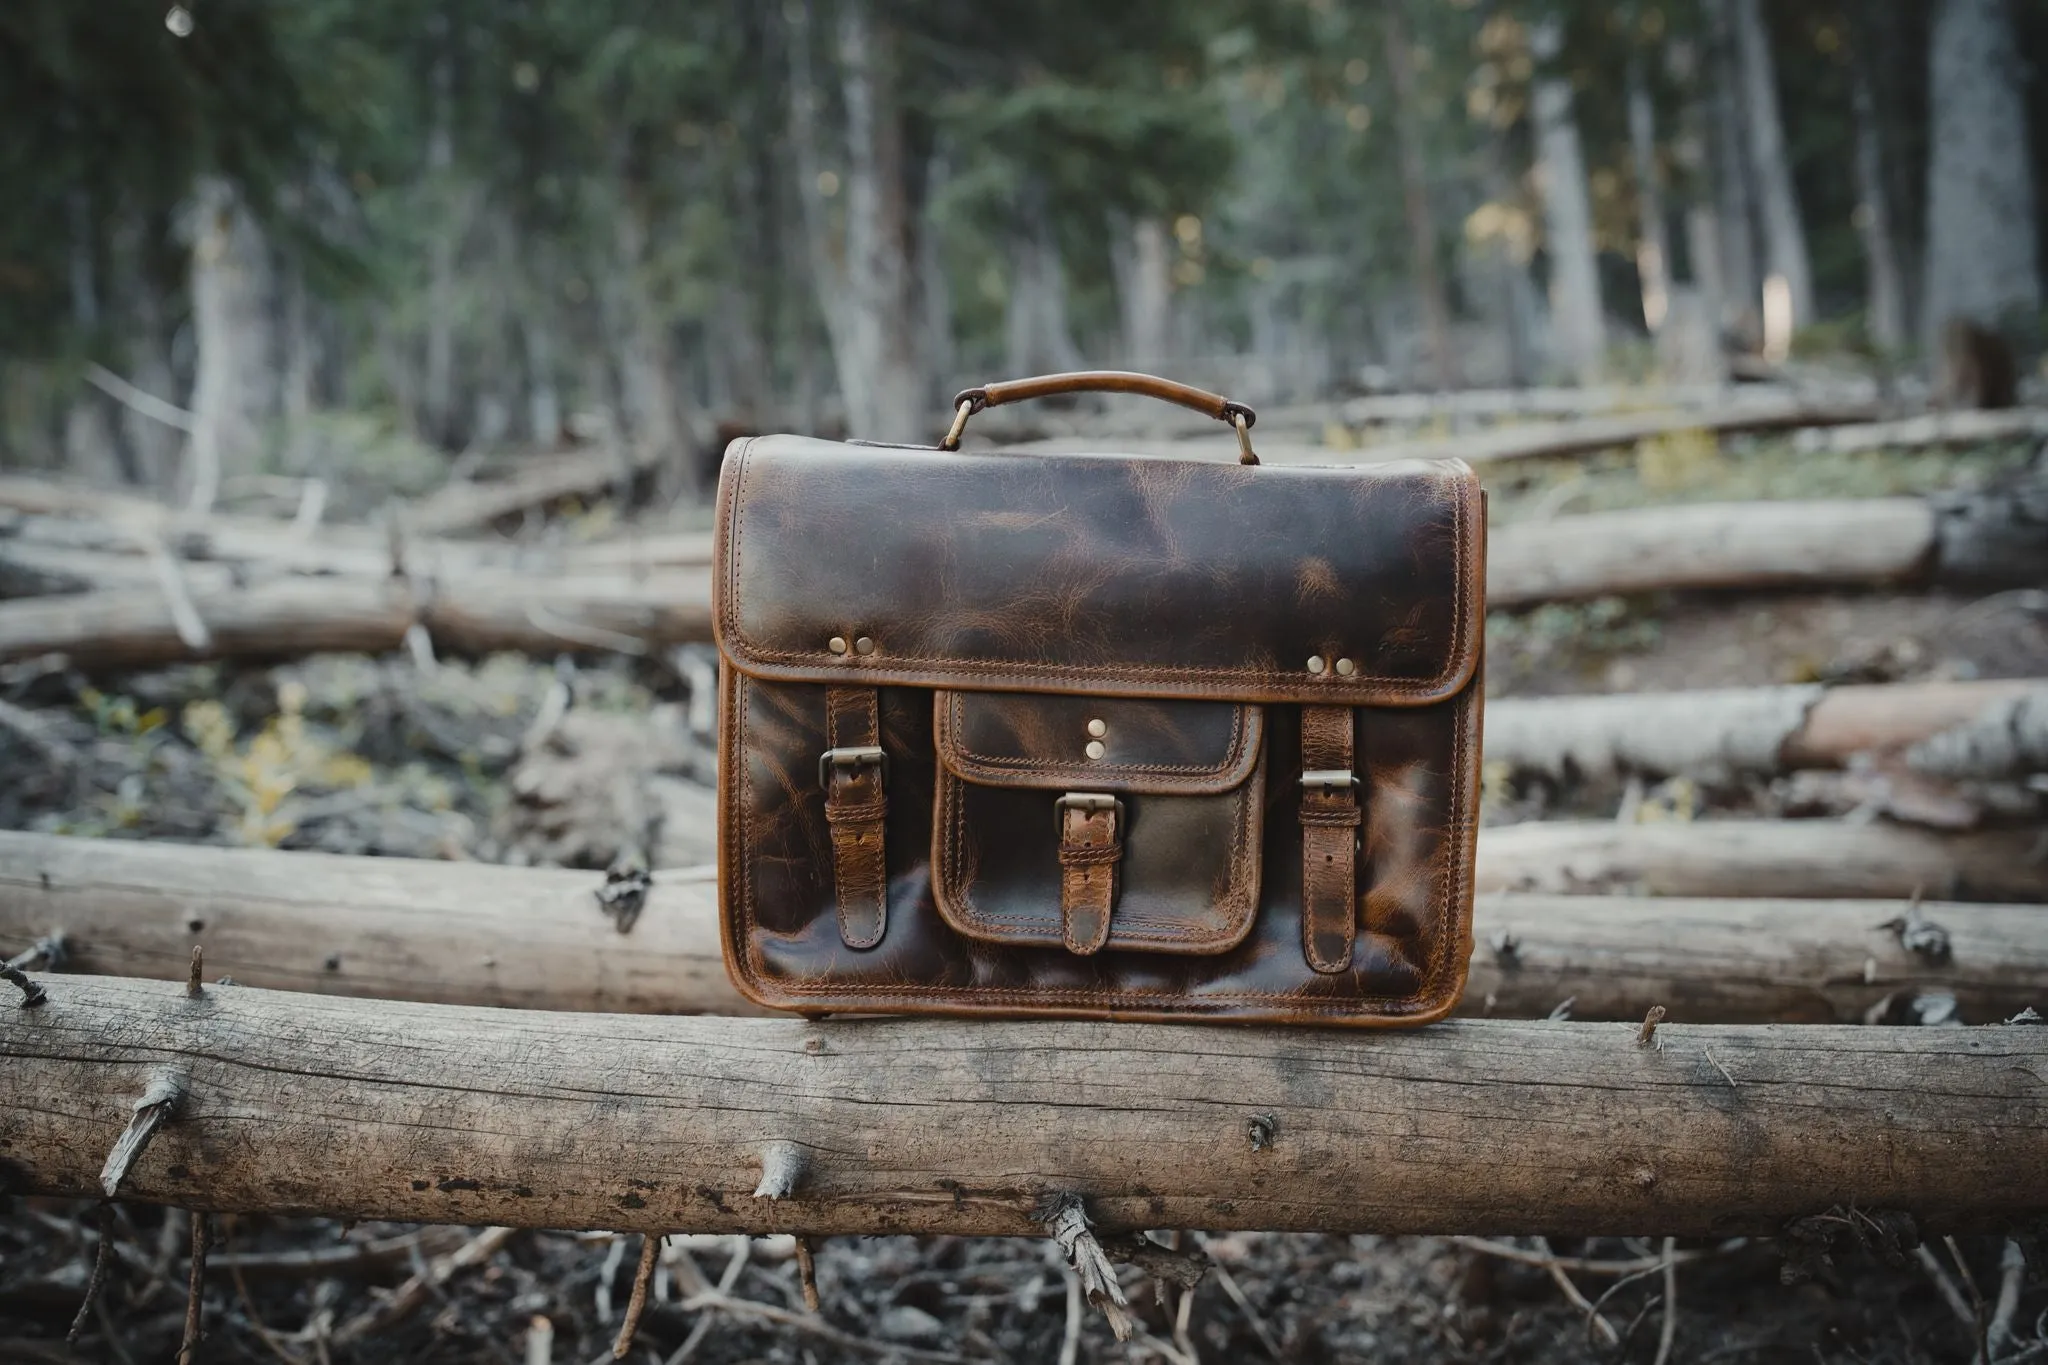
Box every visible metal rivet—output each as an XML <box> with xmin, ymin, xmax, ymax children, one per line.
<box><xmin>1084</xmin><ymin>740</ymin><xmax>1106</xmax><ymax>760</ymax></box>
<box><xmin>1086</xmin><ymin>718</ymin><xmax>1107</xmax><ymax>738</ymax></box>
<box><xmin>828</xmin><ymin>636</ymin><xmax>848</xmax><ymax>655</ymax></box>
<box><xmin>1306</xmin><ymin>655</ymin><xmax>1326</xmax><ymax>675</ymax></box>
<box><xmin>854</xmin><ymin>636</ymin><xmax>876</xmax><ymax>655</ymax></box>
<box><xmin>1335</xmin><ymin>657</ymin><xmax>1357</xmax><ymax>677</ymax></box>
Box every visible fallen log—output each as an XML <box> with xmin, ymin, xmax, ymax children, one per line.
<box><xmin>1476</xmin><ymin>819</ymin><xmax>2047</xmax><ymax>901</ymax></box>
<box><xmin>1794</xmin><ymin>408</ymin><xmax>2048</xmax><ymax>455</ymax></box>
<box><xmin>0</xmin><ymin>572</ymin><xmax>713</xmax><ymax>669</ymax></box>
<box><xmin>1345</xmin><ymin>400</ymin><xmax>1881</xmax><ymax>468</ymax></box>
<box><xmin>408</xmin><ymin>448</ymin><xmax>652</xmax><ymax>536</ymax></box>
<box><xmin>3</xmin><ymin>975</ymin><xmax>2040</xmax><ymax>1238</ymax></box>
<box><xmin>1340</xmin><ymin>382</ymin><xmax>1879</xmax><ymax>426</ymax></box>
<box><xmin>3</xmin><ymin>834</ymin><xmax>2040</xmax><ymax>1024</ymax></box>
<box><xmin>1486</xmin><ymin>679</ymin><xmax>2046</xmax><ymax>780</ymax></box>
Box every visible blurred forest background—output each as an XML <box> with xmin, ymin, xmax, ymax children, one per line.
<box><xmin>3</xmin><ymin>0</ymin><xmax>2045</xmax><ymax>504</ymax></box>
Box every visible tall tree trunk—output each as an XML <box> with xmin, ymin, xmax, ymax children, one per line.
<box><xmin>182</xmin><ymin>176</ymin><xmax>277</xmax><ymax>514</ymax></box>
<box><xmin>61</xmin><ymin>180</ymin><xmax>127</xmax><ymax>487</ymax></box>
<box><xmin>1847</xmin><ymin>42</ymin><xmax>1907</xmax><ymax>353</ymax></box>
<box><xmin>832</xmin><ymin>0</ymin><xmax>925</xmax><ymax>440</ymax></box>
<box><xmin>1729</xmin><ymin>0</ymin><xmax>1814</xmax><ymax>332</ymax></box>
<box><xmin>612</xmin><ymin>192</ymin><xmax>692</xmax><ymax>494</ymax></box>
<box><xmin>109</xmin><ymin>212</ymin><xmax>182</xmax><ymax>494</ymax></box>
<box><xmin>918</xmin><ymin>155</ymin><xmax>955</xmax><ymax>396</ymax></box>
<box><xmin>279</xmin><ymin>265</ymin><xmax>319</xmax><ymax>474</ymax></box>
<box><xmin>1923</xmin><ymin>0</ymin><xmax>2041</xmax><ymax>342</ymax></box>
<box><xmin>1531</xmin><ymin>21</ymin><xmax>1605</xmax><ymax>384</ymax></box>
<box><xmin>1704</xmin><ymin>0</ymin><xmax>1759</xmax><ymax>345</ymax></box>
<box><xmin>1383</xmin><ymin>3</ymin><xmax>1457</xmax><ymax>390</ymax></box>
<box><xmin>421</xmin><ymin>40</ymin><xmax>457</xmax><ymax>449</ymax></box>
<box><xmin>1627</xmin><ymin>60</ymin><xmax>1673</xmax><ymax>334</ymax></box>
<box><xmin>1003</xmin><ymin>182</ymin><xmax>1084</xmax><ymax>377</ymax></box>
<box><xmin>1671</xmin><ymin>88</ymin><xmax>1730</xmax><ymax>383</ymax></box>
<box><xmin>1111</xmin><ymin>216</ymin><xmax>1173</xmax><ymax>371</ymax></box>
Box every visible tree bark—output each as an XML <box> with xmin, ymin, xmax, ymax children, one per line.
<box><xmin>1627</xmin><ymin>61</ymin><xmax>1673</xmax><ymax>335</ymax></box>
<box><xmin>1530</xmin><ymin>21</ymin><xmax>1606</xmax><ymax>384</ymax></box>
<box><xmin>0</xmin><ymin>573</ymin><xmax>712</xmax><ymax>669</ymax></box>
<box><xmin>1728</xmin><ymin>0</ymin><xmax>1814</xmax><ymax>331</ymax></box>
<box><xmin>1703</xmin><ymin>0</ymin><xmax>1759</xmax><ymax>344</ymax></box>
<box><xmin>1486</xmin><ymin>680</ymin><xmax>2045</xmax><ymax>781</ymax></box>
<box><xmin>4</xmin><ymin>833</ymin><xmax>2041</xmax><ymax>1027</ymax></box>
<box><xmin>1383</xmin><ymin>4</ymin><xmax>1456</xmax><ymax>390</ymax></box>
<box><xmin>830</xmin><ymin>0</ymin><xmax>925</xmax><ymax>440</ymax></box>
<box><xmin>1848</xmin><ymin>30</ymin><xmax>1908</xmax><ymax>352</ymax></box>
<box><xmin>1112</xmin><ymin>217</ymin><xmax>1174</xmax><ymax>371</ymax></box>
<box><xmin>182</xmin><ymin>176</ymin><xmax>277</xmax><ymax>515</ymax></box>
<box><xmin>612</xmin><ymin>192</ymin><xmax>694</xmax><ymax>494</ymax></box>
<box><xmin>1477</xmin><ymin>819</ymin><xmax>2047</xmax><ymax>901</ymax></box>
<box><xmin>5</xmin><ymin>974</ymin><xmax>2041</xmax><ymax>1238</ymax></box>
<box><xmin>1795</xmin><ymin>409</ymin><xmax>2048</xmax><ymax>454</ymax></box>
<box><xmin>1344</xmin><ymin>397</ymin><xmax>1878</xmax><ymax>468</ymax></box>
<box><xmin>1003</xmin><ymin>183</ymin><xmax>1085</xmax><ymax>378</ymax></box>
<box><xmin>1923</xmin><ymin>0</ymin><xmax>2041</xmax><ymax>342</ymax></box>
<box><xmin>422</xmin><ymin>35</ymin><xmax>458</xmax><ymax>449</ymax></box>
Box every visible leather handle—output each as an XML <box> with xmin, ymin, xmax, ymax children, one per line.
<box><xmin>940</xmin><ymin>370</ymin><xmax>1259</xmax><ymax>464</ymax></box>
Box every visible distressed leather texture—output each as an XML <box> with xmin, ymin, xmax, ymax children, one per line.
<box><xmin>713</xmin><ymin>433</ymin><xmax>1485</xmax><ymax>1026</ymax></box>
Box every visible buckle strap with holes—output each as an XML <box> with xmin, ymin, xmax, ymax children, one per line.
<box><xmin>821</xmin><ymin>688</ymin><xmax>887</xmax><ymax>949</ymax></box>
<box><xmin>1055</xmin><ymin>793</ymin><xmax>1124</xmax><ymax>956</ymax></box>
<box><xmin>1299</xmin><ymin>706</ymin><xmax>1359</xmax><ymax>974</ymax></box>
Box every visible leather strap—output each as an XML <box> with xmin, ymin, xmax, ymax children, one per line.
<box><xmin>823</xmin><ymin>687</ymin><xmax>887</xmax><ymax>949</ymax></box>
<box><xmin>1299</xmin><ymin>705</ymin><xmax>1361</xmax><ymax>974</ymax></box>
<box><xmin>1056</xmin><ymin>799</ymin><xmax>1123</xmax><ymax>956</ymax></box>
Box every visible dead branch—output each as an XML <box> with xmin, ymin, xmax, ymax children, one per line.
<box><xmin>610</xmin><ymin>1233</ymin><xmax>661</xmax><ymax>1359</ymax></box>
<box><xmin>7</xmin><ymin>975</ymin><xmax>2045</xmax><ymax>1239</ymax></box>
<box><xmin>6</xmin><ymin>832</ymin><xmax>2044</xmax><ymax>1025</ymax></box>
<box><xmin>332</xmin><ymin>1225</ymin><xmax>515</xmax><ymax>1344</ymax></box>
<box><xmin>99</xmin><ymin>1071</ymin><xmax>184</xmax><ymax>1197</ymax></box>
<box><xmin>178</xmin><ymin>1211</ymin><xmax>211</xmax><ymax>1365</ymax></box>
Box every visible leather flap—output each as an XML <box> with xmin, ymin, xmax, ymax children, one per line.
<box><xmin>934</xmin><ymin>691</ymin><xmax>1260</xmax><ymax>795</ymax></box>
<box><xmin>714</xmin><ymin>436</ymin><xmax>1482</xmax><ymax>706</ymax></box>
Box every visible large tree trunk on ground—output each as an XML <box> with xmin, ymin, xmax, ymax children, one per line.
<box><xmin>1485</xmin><ymin>486</ymin><xmax>2048</xmax><ymax>604</ymax></box>
<box><xmin>1342</xmin><ymin>398</ymin><xmax>1878</xmax><ymax>468</ymax></box>
<box><xmin>182</xmin><ymin>177</ymin><xmax>277</xmax><ymax>515</ymax></box>
<box><xmin>5</xmin><ymin>975</ymin><xmax>2041</xmax><ymax>1238</ymax></box>
<box><xmin>0</xmin><ymin>573</ymin><xmax>712</xmax><ymax>670</ymax></box>
<box><xmin>4</xmin><ymin>834</ymin><xmax>2041</xmax><ymax>1026</ymax></box>
<box><xmin>1923</xmin><ymin>0</ymin><xmax>2041</xmax><ymax>344</ymax></box>
<box><xmin>1728</xmin><ymin>0</ymin><xmax>1814</xmax><ymax>332</ymax></box>
<box><xmin>1384</xmin><ymin>4</ymin><xmax>1456</xmax><ymax>390</ymax></box>
<box><xmin>1795</xmin><ymin>409</ymin><xmax>2048</xmax><ymax>454</ymax></box>
<box><xmin>1485</xmin><ymin>680</ymin><xmax>2044</xmax><ymax>780</ymax></box>
<box><xmin>1530</xmin><ymin>22</ymin><xmax>1606</xmax><ymax>384</ymax></box>
<box><xmin>1477</xmin><ymin>819</ymin><xmax>2046</xmax><ymax>901</ymax></box>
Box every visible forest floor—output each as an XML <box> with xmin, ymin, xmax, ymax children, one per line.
<box><xmin>2</xmin><ymin>428</ymin><xmax>2044</xmax><ymax>1362</ymax></box>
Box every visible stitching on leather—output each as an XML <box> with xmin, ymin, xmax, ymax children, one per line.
<box><xmin>721</xmin><ymin>452</ymin><xmax>1480</xmax><ymax>700</ymax></box>
<box><xmin>731</xmin><ymin>679</ymin><xmax>1476</xmax><ymax>1013</ymax></box>
<box><xmin>938</xmin><ymin>692</ymin><xmax>1253</xmax><ymax>783</ymax></box>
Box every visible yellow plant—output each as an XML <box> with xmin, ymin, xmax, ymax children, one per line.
<box><xmin>1634</xmin><ymin>425</ymin><xmax>1723</xmax><ymax>491</ymax></box>
<box><xmin>182</xmin><ymin>681</ymin><xmax>373</xmax><ymax>847</ymax></box>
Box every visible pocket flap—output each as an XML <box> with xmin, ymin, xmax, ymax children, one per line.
<box><xmin>936</xmin><ymin>692</ymin><xmax>1261</xmax><ymax>794</ymax></box>
<box><xmin>932</xmin><ymin>691</ymin><xmax>1266</xmax><ymax>955</ymax></box>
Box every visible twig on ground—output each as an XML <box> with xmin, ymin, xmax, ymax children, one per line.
<box><xmin>1192</xmin><ymin>1234</ymin><xmax>1285</xmax><ymax>1362</ymax></box>
<box><xmin>611</xmin><ymin>1234</ymin><xmax>662</xmax><ymax>1359</ymax></box>
<box><xmin>1637</xmin><ymin>1005</ymin><xmax>1667</xmax><ymax>1049</ymax></box>
<box><xmin>2</xmin><ymin>959</ymin><xmax>47</xmax><ymax>1007</ymax></box>
<box><xmin>68</xmin><ymin>1203</ymin><xmax>117</xmax><ymax>1343</ymax></box>
<box><xmin>1534</xmin><ymin>1236</ymin><xmax>1619</xmax><ymax>1346</ymax></box>
<box><xmin>1172</xmin><ymin>1286</ymin><xmax>1199</xmax><ymax>1365</ymax></box>
<box><xmin>1703</xmin><ymin>1049</ymin><xmax>1739</xmax><ymax>1088</ymax></box>
<box><xmin>1449</xmin><ymin>1236</ymin><xmax>1742</xmax><ymax>1276</ymax></box>
<box><xmin>662</xmin><ymin>1236</ymin><xmax>749</xmax><ymax>1365</ymax></box>
<box><xmin>1037</xmin><ymin>1193</ymin><xmax>1133</xmax><ymax>1342</ymax></box>
<box><xmin>0</xmin><ymin>697</ymin><xmax>82</xmax><ymax>772</ymax></box>
<box><xmin>1056</xmin><ymin>1258</ymin><xmax>1083</xmax><ymax>1365</ymax></box>
<box><xmin>1991</xmin><ymin>1239</ymin><xmax>2028</xmax><ymax>1354</ymax></box>
<box><xmin>595</xmin><ymin>1234</ymin><xmax>628</xmax><ymax>1322</ymax></box>
<box><xmin>1105</xmin><ymin>1233</ymin><xmax>1210</xmax><ymax>1293</ymax></box>
<box><xmin>100</xmin><ymin>1072</ymin><xmax>185</xmax><ymax>1196</ymax></box>
<box><xmin>1950</xmin><ymin>1236</ymin><xmax>1993</xmax><ymax>1363</ymax></box>
<box><xmin>210</xmin><ymin>1227</ymin><xmax>465</xmax><ymax>1278</ymax></box>
<box><xmin>228</xmin><ymin>1260</ymin><xmax>311</xmax><ymax>1365</ymax></box>
<box><xmin>669</xmin><ymin>1288</ymin><xmax>969</xmax><ymax>1364</ymax></box>
<box><xmin>1918</xmin><ymin>1244</ymin><xmax>1983</xmax><ymax>1354</ymax></box>
<box><xmin>794</xmin><ymin>1236</ymin><xmax>821</xmax><ymax>1313</ymax></box>
<box><xmin>1653</xmin><ymin>1237</ymin><xmax>1679</xmax><ymax>1365</ymax></box>
<box><xmin>333</xmin><ymin>1225</ymin><xmax>515</xmax><ymax>1343</ymax></box>
<box><xmin>177</xmin><ymin>1211</ymin><xmax>212</xmax><ymax>1365</ymax></box>
<box><xmin>84</xmin><ymin>362</ymin><xmax>196</xmax><ymax>432</ymax></box>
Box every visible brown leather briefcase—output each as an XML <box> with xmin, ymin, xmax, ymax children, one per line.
<box><xmin>712</xmin><ymin>371</ymin><xmax>1484</xmax><ymax>1026</ymax></box>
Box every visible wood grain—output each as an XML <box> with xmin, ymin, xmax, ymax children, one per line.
<box><xmin>3</xmin><ymin>975</ymin><xmax>2041</xmax><ymax>1237</ymax></box>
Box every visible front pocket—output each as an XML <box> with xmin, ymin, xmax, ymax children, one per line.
<box><xmin>932</xmin><ymin>691</ymin><xmax>1265</xmax><ymax>954</ymax></box>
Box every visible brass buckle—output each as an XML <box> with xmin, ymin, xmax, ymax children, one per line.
<box><xmin>1300</xmin><ymin>769</ymin><xmax>1359</xmax><ymax>792</ymax></box>
<box><xmin>818</xmin><ymin>746</ymin><xmax>887</xmax><ymax>790</ymax></box>
<box><xmin>1053</xmin><ymin>792</ymin><xmax>1124</xmax><ymax>837</ymax></box>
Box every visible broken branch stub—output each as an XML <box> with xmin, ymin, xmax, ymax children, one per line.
<box><xmin>753</xmin><ymin>1140</ymin><xmax>809</xmax><ymax>1200</ymax></box>
<box><xmin>1035</xmin><ymin>1193</ymin><xmax>1135</xmax><ymax>1342</ymax></box>
<box><xmin>100</xmin><ymin>1072</ymin><xmax>185</xmax><ymax>1197</ymax></box>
